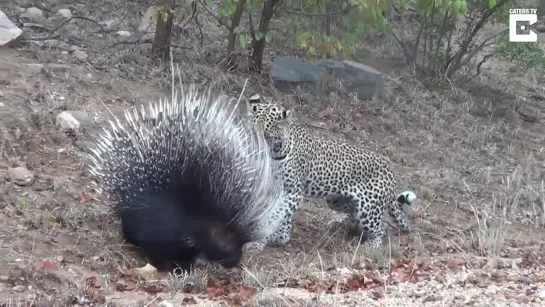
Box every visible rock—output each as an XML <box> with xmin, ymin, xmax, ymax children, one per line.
<box><xmin>271</xmin><ymin>56</ymin><xmax>327</xmax><ymax>95</ymax></box>
<box><xmin>0</xmin><ymin>10</ymin><xmax>23</xmax><ymax>46</ymax></box>
<box><xmin>56</xmin><ymin>110</ymin><xmax>93</xmax><ymax>133</ymax></box>
<box><xmin>56</xmin><ymin>9</ymin><xmax>72</xmax><ymax>19</ymax></box>
<box><xmin>8</xmin><ymin>167</ymin><xmax>34</xmax><ymax>186</ymax></box>
<box><xmin>41</xmin><ymin>39</ymin><xmax>73</xmax><ymax>50</ymax></box>
<box><xmin>56</xmin><ymin>111</ymin><xmax>80</xmax><ymax>132</ymax></box>
<box><xmin>115</xmin><ymin>30</ymin><xmax>131</xmax><ymax>37</ymax></box>
<box><xmin>68</xmin><ymin>45</ymin><xmax>81</xmax><ymax>53</ymax></box>
<box><xmin>99</xmin><ymin>19</ymin><xmax>119</xmax><ymax>31</ymax></box>
<box><xmin>536</xmin><ymin>24</ymin><xmax>545</xmax><ymax>33</ymax></box>
<box><xmin>270</xmin><ymin>57</ymin><xmax>385</xmax><ymax>100</ymax></box>
<box><xmin>158</xmin><ymin>301</ymin><xmax>174</xmax><ymax>307</ymax></box>
<box><xmin>314</xmin><ymin>59</ymin><xmax>385</xmax><ymax>100</ymax></box>
<box><xmin>20</xmin><ymin>7</ymin><xmax>44</xmax><ymax>23</ymax></box>
<box><xmin>484</xmin><ymin>285</ymin><xmax>499</xmax><ymax>296</ymax></box>
<box><xmin>11</xmin><ymin>285</ymin><xmax>26</xmax><ymax>292</ymax></box>
<box><xmin>65</xmin><ymin>110</ymin><xmax>93</xmax><ymax>132</ymax></box>
<box><xmin>73</xmin><ymin>50</ymin><xmax>88</xmax><ymax>62</ymax></box>
<box><xmin>538</xmin><ymin>288</ymin><xmax>545</xmax><ymax>299</ymax></box>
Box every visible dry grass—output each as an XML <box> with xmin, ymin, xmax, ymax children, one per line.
<box><xmin>1</xmin><ymin>0</ymin><xmax>545</xmax><ymax>305</ymax></box>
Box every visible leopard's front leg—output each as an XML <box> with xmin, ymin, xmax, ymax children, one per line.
<box><xmin>243</xmin><ymin>178</ymin><xmax>304</xmax><ymax>254</ymax></box>
<box><xmin>265</xmin><ymin>180</ymin><xmax>304</xmax><ymax>246</ymax></box>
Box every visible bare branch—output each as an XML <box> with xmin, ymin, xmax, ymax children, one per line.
<box><xmin>197</xmin><ymin>0</ymin><xmax>232</xmax><ymax>30</ymax></box>
<box><xmin>21</xmin><ymin>16</ymin><xmax>106</xmax><ymax>42</ymax></box>
<box><xmin>277</xmin><ymin>5</ymin><xmax>356</xmax><ymax>17</ymax></box>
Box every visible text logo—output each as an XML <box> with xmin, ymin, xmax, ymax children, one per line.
<box><xmin>509</xmin><ymin>8</ymin><xmax>538</xmax><ymax>42</ymax></box>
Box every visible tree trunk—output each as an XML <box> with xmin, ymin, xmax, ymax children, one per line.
<box><xmin>152</xmin><ymin>0</ymin><xmax>176</xmax><ymax>61</ymax></box>
<box><xmin>225</xmin><ymin>0</ymin><xmax>247</xmax><ymax>70</ymax></box>
<box><xmin>250</xmin><ymin>0</ymin><xmax>281</xmax><ymax>72</ymax></box>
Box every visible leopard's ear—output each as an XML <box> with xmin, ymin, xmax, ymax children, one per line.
<box><xmin>242</xmin><ymin>93</ymin><xmax>260</xmax><ymax>116</ymax></box>
<box><xmin>281</xmin><ymin>109</ymin><xmax>292</xmax><ymax>120</ymax></box>
<box><xmin>248</xmin><ymin>93</ymin><xmax>261</xmax><ymax>104</ymax></box>
<box><xmin>277</xmin><ymin>109</ymin><xmax>292</xmax><ymax>129</ymax></box>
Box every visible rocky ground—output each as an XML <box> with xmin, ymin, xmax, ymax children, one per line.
<box><xmin>1</xmin><ymin>1</ymin><xmax>545</xmax><ymax>306</ymax></box>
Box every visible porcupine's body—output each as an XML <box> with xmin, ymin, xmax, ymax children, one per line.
<box><xmin>87</xmin><ymin>84</ymin><xmax>284</xmax><ymax>271</ymax></box>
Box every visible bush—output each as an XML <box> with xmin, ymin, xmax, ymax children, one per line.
<box><xmin>496</xmin><ymin>34</ymin><xmax>545</xmax><ymax>71</ymax></box>
<box><xmin>389</xmin><ymin>0</ymin><xmax>512</xmax><ymax>82</ymax></box>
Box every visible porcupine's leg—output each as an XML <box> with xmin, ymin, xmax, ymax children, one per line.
<box><xmin>119</xmin><ymin>192</ymin><xmax>200</xmax><ymax>272</ymax></box>
<box><xmin>122</xmin><ymin>222</ymin><xmax>197</xmax><ymax>271</ymax></box>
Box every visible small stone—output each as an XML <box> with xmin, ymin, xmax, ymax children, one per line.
<box><xmin>8</xmin><ymin>167</ymin><xmax>34</xmax><ymax>186</ymax></box>
<box><xmin>13</xmin><ymin>127</ymin><xmax>21</xmax><ymax>140</ymax></box>
<box><xmin>56</xmin><ymin>9</ymin><xmax>72</xmax><ymax>19</ymax></box>
<box><xmin>134</xmin><ymin>263</ymin><xmax>157</xmax><ymax>281</ymax></box>
<box><xmin>115</xmin><ymin>30</ymin><xmax>131</xmax><ymax>37</ymax></box>
<box><xmin>11</xmin><ymin>285</ymin><xmax>26</xmax><ymax>292</ymax></box>
<box><xmin>21</xmin><ymin>7</ymin><xmax>44</xmax><ymax>23</ymax></box>
<box><xmin>158</xmin><ymin>301</ymin><xmax>174</xmax><ymax>307</ymax></box>
<box><xmin>422</xmin><ymin>296</ymin><xmax>438</xmax><ymax>303</ymax></box>
<box><xmin>9</xmin><ymin>268</ymin><xmax>23</xmax><ymax>279</ymax></box>
<box><xmin>485</xmin><ymin>285</ymin><xmax>499</xmax><ymax>296</ymax></box>
<box><xmin>73</xmin><ymin>50</ymin><xmax>88</xmax><ymax>62</ymax></box>
<box><xmin>99</xmin><ymin>19</ymin><xmax>119</xmax><ymax>30</ymax></box>
<box><xmin>56</xmin><ymin>111</ymin><xmax>80</xmax><ymax>132</ymax></box>
<box><xmin>65</xmin><ymin>111</ymin><xmax>92</xmax><ymax>132</ymax></box>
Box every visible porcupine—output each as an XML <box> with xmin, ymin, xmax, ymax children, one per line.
<box><xmin>87</xmin><ymin>81</ymin><xmax>284</xmax><ymax>272</ymax></box>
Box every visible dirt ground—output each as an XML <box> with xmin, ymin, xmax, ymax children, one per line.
<box><xmin>1</xmin><ymin>1</ymin><xmax>545</xmax><ymax>306</ymax></box>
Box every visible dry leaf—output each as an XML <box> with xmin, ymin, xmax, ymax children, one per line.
<box><xmin>76</xmin><ymin>191</ymin><xmax>99</xmax><ymax>204</ymax></box>
<box><xmin>182</xmin><ymin>297</ymin><xmax>197</xmax><ymax>304</ymax></box>
<box><xmin>346</xmin><ymin>276</ymin><xmax>361</xmax><ymax>290</ymax></box>
<box><xmin>371</xmin><ymin>290</ymin><xmax>384</xmax><ymax>300</ymax></box>
<box><xmin>141</xmin><ymin>283</ymin><xmax>166</xmax><ymax>294</ymax></box>
<box><xmin>85</xmin><ymin>274</ymin><xmax>102</xmax><ymax>288</ymax></box>
<box><xmin>89</xmin><ymin>289</ymin><xmax>104</xmax><ymax>303</ymax></box>
<box><xmin>115</xmin><ymin>281</ymin><xmax>136</xmax><ymax>292</ymax></box>
<box><xmin>206</xmin><ymin>279</ymin><xmax>221</xmax><ymax>288</ymax></box>
<box><xmin>42</xmin><ymin>260</ymin><xmax>59</xmax><ymax>270</ymax></box>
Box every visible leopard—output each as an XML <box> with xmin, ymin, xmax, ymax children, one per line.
<box><xmin>244</xmin><ymin>93</ymin><xmax>417</xmax><ymax>249</ymax></box>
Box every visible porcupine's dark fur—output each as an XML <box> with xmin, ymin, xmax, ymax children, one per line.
<box><xmin>87</xmin><ymin>81</ymin><xmax>284</xmax><ymax>272</ymax></box>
